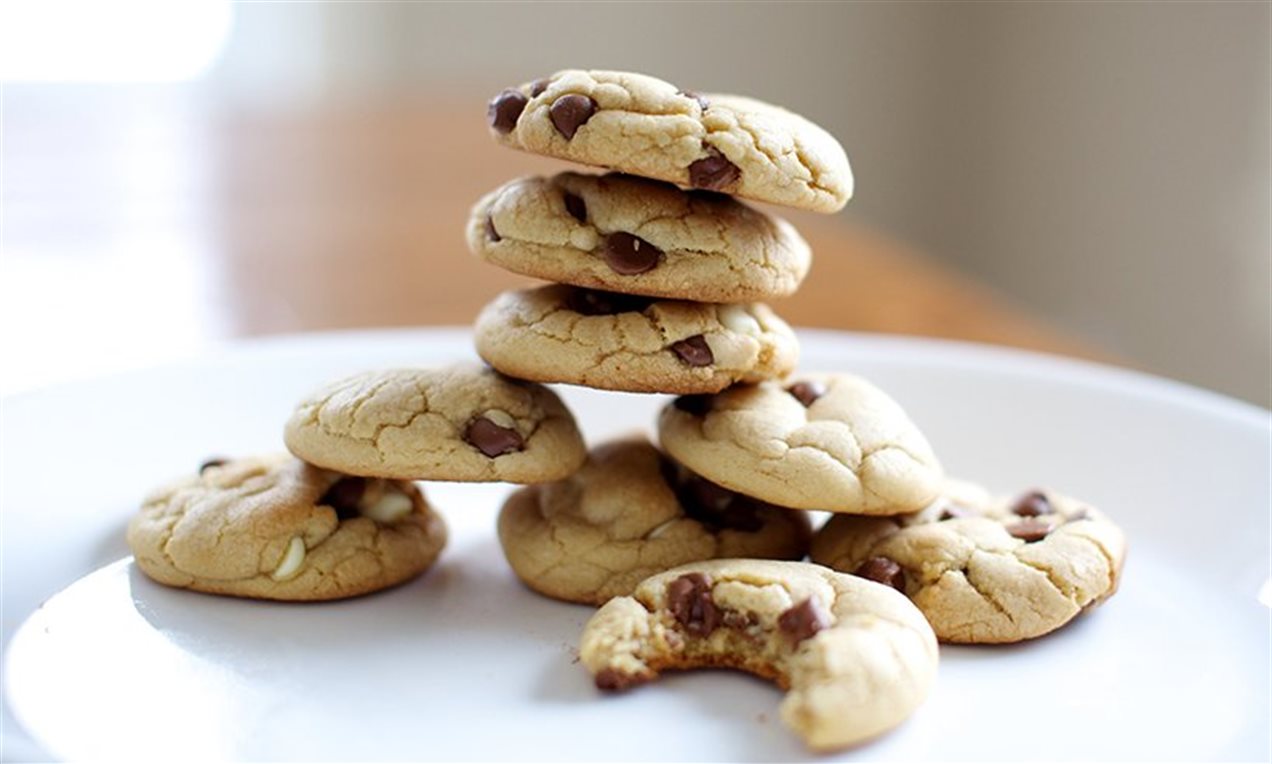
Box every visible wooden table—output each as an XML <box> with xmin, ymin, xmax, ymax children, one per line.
<box><xmin>3</xmin><ymin>94</ymin><xmax>1103</xmax><ymax>394</ymax></box>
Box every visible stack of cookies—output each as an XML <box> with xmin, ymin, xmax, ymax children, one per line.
<box><xmin>470</xmin><ymin>69</ymin><xmax>859</xmax><ymax>603</ymax></box>
<box><xmin>473</xmin><ymin>69</ymin><xmax>1127</xmax><ymax>748</ymax></box>
<box><xmin>123</xmin><ymin>67</ymin><xmax>1129</xmax><ymax>754</ymax></box>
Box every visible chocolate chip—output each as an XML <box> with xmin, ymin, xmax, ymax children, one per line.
<box><xmin>673</xmin><ymin>394</ymin><xmax>714</xmax><ymax>416</ymax></box>
<box><xmin>688</xmin><ymin>147</ymin><xmax>741</xmax><ymax>191</ymax></box>
<box><xmin>853</xmin><ymin>556</ymin><xmax>906</xmax><ymax>592</ymax></box>
<box><xmin>198</xmin><ymin>457</ymin><xmax>227</xmax><ymax>474</ymax></box>
<box><xmin>563</xmin><ymin>192</ymin><xmax>587</xmax><ymax>223</ymax></box>
<box><xmin>565</xmin><ymin>288</ymin><xmax>653</xmax><ymax>316</ymax></box>
<box><xmin>778</xmin><ymin>598</ymin><xmax>830</xmax><ymax>644</ymax></box>
<box><xmin>320</xmin><ymin>477</ymin><xmax>366</xmax><ymax>520</ymax></box>
<box><xmin>530</xmin><ymin>78</ymin><xmax>550</xmax><ymax>97</ymax></box>
<box><xmin>549</xmin><ymin>94</ymin><xmax>596</xmax><ymax>139</ymax></box>
<box><xmin>670</xmin><ymin>335</ymin><xmax>713</xmax><ymax>367</ymax></box>
<box><xmin>939</xmin><ymin>504</ymin><xmax>973</xmax><ymax>521</ymax></box>
<box><xmin>487</xmin><ymin>89</ymin><xmax>527</xmax><ymax>134</ymax></box>
<box><xmin>1007</xmin><ymin>518</ymin><xmax>1052</xmax><ymax>543</ymax></box>
<box><xmin>678</xmin><ymin>89</ymin><xmax>710</xmax><ymax>111</ymax></box>
<box><xmin>464</xmin><ymin>417</ymin><xmax>524</xmax><ymax>457</ymax></box>
<box><xmin>603</xmin><ymin>232</ymin><xmax>662</xmax><ymax>275</ymax></box>
<box><xmin>485</xmin><ymin>215</ymin><xmax>500</xmax><ymax>242</ymax></box>
<box><xmin>1011</xmin><ymin>491</ymin><xmax>1053</xmax><ymax>517</ymax></box>
<box><xmin>594</xmin><ymin>667</ymin><xmax>647</xmax><ymax>691</ymax></box>
<box><xmin>663</xmin><ymin>463</ymin><xmax>763</xmax><ymax>533</ymax></box>
<box><xmin>786</xmin><ymin>380</ymin><xmax>825</xmax><ymax>407</ymax></box>
<box><xmin>667</xmin><ymin>572</ymin><xmax>720</xmax><ymax>636</ymax></box>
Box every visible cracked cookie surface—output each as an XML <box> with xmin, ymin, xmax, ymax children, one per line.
<box><xmin>469</xmin><ymin>172</ymin><xmax>810</xmax><ymax>302</ymax></box>
<box><xmin>658</xmin><ymin>373</ymin><xmax>942</xmax><ymax>513</ymax></box>
<box><xmin>474</xmin><ymin>284</ymin><xmax>798</xmax><ymax>394</ymax></box>
<box><xmin>127</xmin><ymin>455</ymin><xmax>447</xmax><ymax>601</ymax></box>
<box><xmin>811</xmin><ymin>480</ymin><xmax>1127</xmax><ymax>643</ymax></box>
<box><xmin>283</xmin><ymin>364</ymin><xmax>585</xmax><ymax>482</ymax></box>
<box><xmin>498</xmin><ymin>435</ymin><xmax>811</xmax><ymax>605</ymax></box>
<box><xmin>487</xmin><ymin>70</ymin><xmax>852</xmax><ymax>213</ymax></box>
<box><xmin>579</xmin><ymin>559</ymin><xmax>938</xmax><ymax>751</ymax></box>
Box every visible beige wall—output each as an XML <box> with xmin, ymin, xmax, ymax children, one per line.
<box><xmin>211</xmin><ymin>2</ymin><xmax>1270</xmax><ymax>405</ymax></box>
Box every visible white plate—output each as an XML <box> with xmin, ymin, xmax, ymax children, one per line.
<box><xmin>2</xmin><ymin>328</ymin><xmax>1268</xmax><ymax>762</ymax></box>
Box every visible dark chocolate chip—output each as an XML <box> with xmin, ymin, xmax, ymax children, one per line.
<box><xmin>678</xmin><ymin>89</ymin><xmax>710</xmax><ymax>111</ymax></box>
<box><xmin>673</xmin><ymin>394</ymin><xmax>714</xmax><ymax>416</ymax></box>
<box><xmin>786</xmin><ymin>380</ymin><xmax>826</xmax><ymax>407</ymax></box>
<box><xmin>688</xmin><ymin>147</ymin><xmax>741</xmax><ymax>191</ymax></box>
<box><xmin>853</xmin><ymin>556</ymin><xmax>906</xmax><ymax>592</ymax></box>
<box><xmin>672</xmin><ymin>470</ymin><xmax>764</xmax><ymax>533</ymax></box>
<box><xmin>667</xmin><ymin>572</ymin><xmax>720</xmax><ymax>636</ymax></box>
<box><xmin>563</xmin><ymin>192</ymin><xmax>587</xmax><ymax>223</ymax></box>
<box><xmin>487</xmin><ymin>89</ymin><xmax>527</xmax><ymax>134</ymax></box>
<box><xmin>550</xmin><ymin>94</ymin><xmax>597</xmax><ymax>139</ymax></box>
<box><xmin>939</xmin><ymin>504</ymin><xmax>973</xmax><ymax>521</ymax></box>
<box><xmin>778</xmin><ymin>597</ymin><xmax>830</xmax><ymax>644</ymax></box>
<box><xmin>485</xmin><ymin>215</ymin><xmax>500</xmax><ymax>242</ymax></box>
<box><xmin>530</xmin><ymin>78</ymin><xmax>550</xmax><ymax>98</ymax></box>
<box><xmin>1011</xmin><ymin>491</ymin><xmax>1053</xmax><ymax>517</ymax></box>
<box><xmin>1007</xmin><ymin>518</ymin><xmax>1052</xmax><ymax>542</ymax></box>
<box><xmin>320</xmin><ymin>477</ymin><xmax>366</xmax><ymax>521</ymax></box>
<box><xmin>464</xmin><ymin>417</ymin><xmax>525</xmax><ymax>457</ymax></box>
<box><xmin>670</xmin><ymin>335</ymin><xmax>713</xmax><ymax>367</ymax></box>
<box><xmin>566</xmin><ymin>288</ymin><xmax>653</xmax><ymax>316</ymax></box>
<box><xmin>198</xmin><ymin>457</ymin><xmax>227</xmax><ymax>474</ymax></box>
<box><xmin>594</xmin><ymin>667</ymin><xmax>647</xmax><ymax>691</ymax></box>
<box><xmin>603</xmin><ymin>232</ymin><xmax>662</xmax><ymax>275</ymax></box>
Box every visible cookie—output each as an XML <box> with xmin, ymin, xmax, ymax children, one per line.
<box><xmin>474</xmin><ymin>284</ymin><xmax>798</xmax><ymax>394</ymax></box>
<box><xmin>127</xmin><ymin>455</ymin><xmax>447</xmax><ymax>601</ymax></box>
<box><xmin>579</xmin><ymin>559</ymin><xmax>938</xmax><ymax>751</ymax></box>
<box><xmin>810</xmin><ymin>481</ymin><xmax>1127</xmax><ymax>643</ymax></box>
<box><xmin>486</xmin><ymin>70</ymin><xmax>852</xmax><ymax>213</ymax></box>
<box><xmin>658</xmin><ymin>373</ymin><xmax>942</xmax><ymax>513</ymax></box>
<box><xmin>283</xmin><ymin>364</ymin><xmax>585</xmax><ymax>482</ymax></box>
<box><xmin>468</xmin><ymin>172</ymin><xmax>810</xmax><ymax>303</ymax></box>
<box><xmin>498</xmin><ymin>435</ymin><xmax>811</xmax><ymax>605</ymax></box>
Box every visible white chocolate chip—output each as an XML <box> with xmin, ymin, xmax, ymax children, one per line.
<box><xmin>570</xmin><ymin>228</ymin><xmax>598</xmax><ymax>250</ymax></box>
<box><xmin>645</xmin><ymin>517</ymin><xmax>680</xmax><ymax>539</ymax></box>
<box><xmin>481</xmin><ymin>409</ymin><xmax>517</xmax><ymax>429</ymax></box>
<box><xmin>719</xmin><ymin>304</ymin><xmax>762</xmax><ymax>336</ymax></box>
<box><xmin>271</xmin><ymin>536</ymin><xmax>306</xmax><ymax>581</ymax></box>
<box><xmin>361</xmin><ymin>490</ymin><xmax>414</xmax><ymax>523</ymax></box>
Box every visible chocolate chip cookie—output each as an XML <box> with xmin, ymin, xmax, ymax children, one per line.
<box><xmin>810</xmin><ymin>480</ymin><xmax>1127</xmax><ymax>643</ymax></box>
<box><xmin>127</xmin><ymin>455</ymin><xmax>447</xmax><ymax>601</ymax></box>
<box><xmin>658</xmin><ymin>373</ymin><xmax>943</xmax><ymax>513</ymax></box>
<box><xmin>283</xmin><ymin>363</ymin><xmax>585</xmax><ymax>482</ymax></box>
<box><xmin>474</xmin><ymin>284</ymin><xmax>798</xmax><ymax>394</ymax></box>
<box><xmin>469</xmin><ymin>172</ymin><xmax>810</xmax><ymax>302</ymax></box>
<box><xmin>486</xmin><ymin>69</ymin><xmax>852</xmax><ymax>213</ymax></box>
<box><xmin>498</xmin><ymin>435</ymin><xmax>811</xmax><ymax>605</ymax></box>
<box><xmin>579</xmin><ymin>559</ymin><xmax>938</xmax><ymax>751</ymax></box>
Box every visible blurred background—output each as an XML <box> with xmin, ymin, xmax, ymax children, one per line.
<box><xmin>2</xmin><ymin>1</ymin><xmax>1268</xmax><ymax>405</ymax></box>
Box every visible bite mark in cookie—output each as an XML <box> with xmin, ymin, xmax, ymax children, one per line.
<box><xmin>579</xmin><ymin>559</ymin><xmax>938</xmax><ymax>751</ymax></box>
